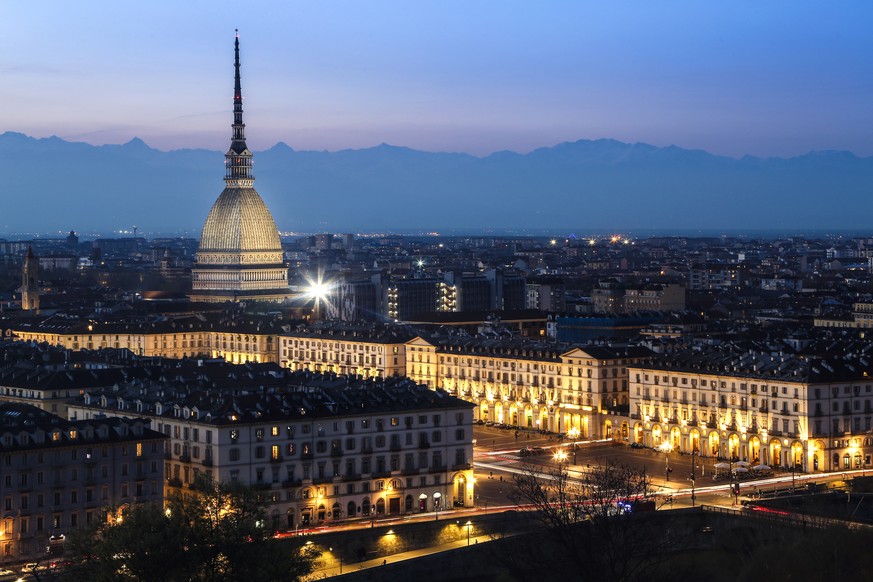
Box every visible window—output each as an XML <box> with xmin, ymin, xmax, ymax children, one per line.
<box><xmin>229</xmin><ymin>448</ymin><xmax>240</xmax><ymax>462</ymax></box>
<box><xmin>230</xmin><ymin>430</ymin><xmax>239</xmax><ymax>443</ymax></box>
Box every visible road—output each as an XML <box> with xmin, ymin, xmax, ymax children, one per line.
<box><xmin>471</xmin><ymin>424</ymin><xmax>866</xmax><ymax>510</ymax></box>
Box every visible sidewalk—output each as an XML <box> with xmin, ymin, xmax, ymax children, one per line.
<box><xmin>309</xmin><ymin>533</ymin><xmax>503</xmax><ymax>579</ymax></box>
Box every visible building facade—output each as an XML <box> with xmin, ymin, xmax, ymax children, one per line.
<box><xmin>11</xmin><ymin>315</ymin><xmax>282</xmax><ymax>364</ymax></box>
<box><xmin>279</xmin><ymin>323</ymin><xmax>413</xmax><ymax>378</ymax></box>
<box><xmin>66</xmin><ymin>370</ymin><xmax>474</xmax><ymax>531</ymax></box>
<box><xmin>0</xmin><ymin>404</ymin><xmax>165</xmax><ymax>564</ymax></box>
<box><xmin>627</xmin><ymin>344</ymin><xmax>873</xmax><ymax>473</ymax></box>
<box><xmin>406</xmin><ymin>337</ymin><xmax>650</xmax><ymax>439</ymax></box>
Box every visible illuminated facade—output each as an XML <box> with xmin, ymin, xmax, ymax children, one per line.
<box><xmin>190</xmin><ymin>32</ymin><xmax>290</xmax><ymax>303</ymax></box>
<box><xmin>279</xmin><ymin>324</ymin><xmax>413</xmax><ymax>378</ymax></box>
<box><xmin>10</xmin><ymin>317</ymin><xmax>281</xmax><ymax>364</ymax></box>
<box><xmin>406</xmin><ymin>337</ymin><xmax>650</xmax><ymax>439</ymax></box>
<box><xmin>628</xmin><ymin>344</ymin><xmax>873</xmax><ymax>473</ymax></box>
<box><xmin>67</xmin><ymin>373</ymin><xmax>474</xmax><ymax>530</ymax></box>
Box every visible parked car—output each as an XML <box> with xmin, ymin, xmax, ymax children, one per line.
<box><xmin>630</xmin><ymin>441</ymin><xmax>645</xmax><ymax>449</ymax></box>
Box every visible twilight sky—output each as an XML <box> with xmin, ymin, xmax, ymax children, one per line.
<box><xmin>2</xmin><ymin>1</ymin><xmax>872</xmax><ymax>157</ymax></box>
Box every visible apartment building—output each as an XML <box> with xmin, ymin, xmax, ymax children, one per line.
<box><xmin>10</xmin><ymin>314</ymin><xmax>283</xmax><ymax>364</ymax></box>
<box><xmin>66</xmin><ymin>365</ymin><xmax>474</xmax><ymax>531</ymax></box>
<box><xmin>0</xmin><ymin>404</ymin><xmax>165</xmax><ymax>564</ymax></box>
<box><xmin>406</xmin><ymin>336</ymin><xmax>650</xmax><ymax>439</ymax></box>
<box><xmin>280</xmin><ymin>323</ymin><xmax>414</xmax><ymax>378</ymax></box>
<box><xmin>627</xmin><ymin>342</ymin><xmax>873</xmax><ymax>473</ymax></box>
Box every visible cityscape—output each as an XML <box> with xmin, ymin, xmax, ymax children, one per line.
<box><xmin>2</xmin><ymin>3</ymin><xmax>873</xmax><ymax>582</ymax></box>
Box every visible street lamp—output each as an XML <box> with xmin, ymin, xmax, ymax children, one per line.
<box><xmin>567</xmin><ymin>427</ymin><xmax>580</xmax><ymax>464</ymax></box>
<box><xmin>690</xmin><ymin>443</ymin><xmax>698</xmax><ymax>507</ymax></box>
<box><xmin>465</xmin><ymin>521</ymin><xmax>473</xmax><ymax>546</ymax></box>
<box><xmin>553</xmin><ymin>449</ymin><xmax>568</xmax><ymax>467</ymax></box>
<box><xmin>658</xmin><ymin>442</ymin><xmax>672</xmax><ymax>482</ymax></box>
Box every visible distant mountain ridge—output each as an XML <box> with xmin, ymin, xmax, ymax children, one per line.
<box><xmin>1</xmin><ymin>131</ymin><xmax>871</xmax><ymax>235</ymax></box>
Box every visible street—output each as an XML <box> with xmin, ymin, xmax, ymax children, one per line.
<box><xmin>471</xmin><ymin>425</ymin><xmax>865</xmax><ymax>510</ymax></box>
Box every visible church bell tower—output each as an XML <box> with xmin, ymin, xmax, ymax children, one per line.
<box><xmin>21</xmin><ymin>246</ymin><xmax>40</xmax><ymax>311</ymax></box>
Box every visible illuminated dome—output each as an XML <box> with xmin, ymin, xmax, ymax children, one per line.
<box><xmin>189</xmin><ymin>32</ymin><xmax>290</xmax><ymax>303</ymax></box>
<box><xmin>199</xmin><ymin>188</ymin><xmax>283</xmax><ymax>256</ymax></box>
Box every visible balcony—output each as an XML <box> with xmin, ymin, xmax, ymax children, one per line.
<box><xmin>341</xmin><ymin>473</ymin><xmax>361</xmax><ymax>482</ymax></box>
<box><xmin>301</xmin><ymin>451</ymin><xmax>314</xmax><ymax>460</ymax></box>
<box><xmin>452</xmin><ymin>463</ymin><xmax>472</xmax><ymax>471</ymax></box>
<box><xmin>401</xmin><ymin>467</ymin><xmax>419</xmax><ymax>476</ymax></box>
<box><xmin>331</xmin><ymin>448</ymin><xmax>344</xmax><ymax>457</ymax></box>
<box><xmin>282</xmin><ymin>479</ymin><xmax>302</xmax><ymax>488</ymax></box>
<box><xmin>179</xmin><ymin>454</ymin><xmax>191</xmax><ymax>463</ymax></box>
<box><xmin>429</xmin><ymin>465</ymin><xmax>448</xmax><ymax>473</ymax></box>
<box><xmin>313</xmin><ymin>476</ymin><xmax>333</xmax><ymax>485</ymax></box>
<box><xmin>270</xmin><ymin>455</ymin><xmax>284</xmax><ymax>464</ymax></box>
<box><xmin>202</xmin><ymin>458</ymin><xmax>213</xmax><ymax>467</ymax></box>
<box><xmin>418</xmin><ymin>442</ymin><xmax>431</xmax><ymax>449</ymax></box>
<box><xmin>389</xmin><ymin>444</ymin><xmax>401</xmax><ymax>452</ymax></box>
<box><xmin>167</xmin><ymin>478</ymin><xmax>183</xmax><ymax>488</ymax></box>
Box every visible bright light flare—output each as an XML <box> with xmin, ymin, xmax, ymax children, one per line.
<box><xmin>307</xmin><ymin>282</ymin><xmax>331</xmax><ymax>300</ymax></box>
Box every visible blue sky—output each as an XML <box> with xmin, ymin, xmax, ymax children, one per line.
<box><xmin>2</xmin><ymin>1</ymin><xmax>872</xmax><ymax>157</ymax></box>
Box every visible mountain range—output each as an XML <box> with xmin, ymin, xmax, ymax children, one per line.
<box><xmin>1</xmin><ymin>131</ymin><xmax>871</xmax><ymax>236</ymax></box>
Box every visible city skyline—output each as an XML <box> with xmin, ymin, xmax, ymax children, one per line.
<box><xmin>3</xmin><ymin>1</ymin><xmax>872</xmax><ymax>158</ymax></box>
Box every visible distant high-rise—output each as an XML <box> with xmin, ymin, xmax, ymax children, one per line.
<box><xmin>190</xmin><ymin>31</ymin><xmax>290</xmax><ymax>303</ymax></box>
<box><xmin>20</xmin><ymin>246</ymin><xmax>39</xmax><ymax>311</ymax></box>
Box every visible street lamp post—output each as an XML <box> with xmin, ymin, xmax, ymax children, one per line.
<box><xmin>658</xmin><ymin>442</ymin><xmax>672</xmax><ymax>482</ymax></box>
<box><xmin>465</xmin><ymin>521</ymin><xmax>472</xmax><ymax>546</ymax></box>
<box><xmin>690</xmin><ymin>445</ymin><xmax>697</xmax><ymax>507</ymax></box>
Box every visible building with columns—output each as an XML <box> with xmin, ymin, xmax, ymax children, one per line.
<box><xmin>405</xmin><ymin>336</ymin><xmax>651</xmax><ymax>440</ymax></box>
<box><xmin>190</xmin><ymin>32</ymin><xmax>290</xmax><ymax>303</ymax></box>
<box><xmin>627</xmin><ymin>342</ymin><xmax>873</xmax><ymax>473</ymax></box>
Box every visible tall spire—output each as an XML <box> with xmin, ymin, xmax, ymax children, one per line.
<box><xmin>226</xmin><ymin>29</ymin><xmax>253</xmax><ymax>185</ymax></box>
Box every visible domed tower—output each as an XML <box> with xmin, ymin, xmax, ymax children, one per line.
<box><xmin>21</xmin><ymin>246</ymin><xmax>40</xmax><ymax>311</ymax></box>
<box><xmin>190</xmin><ymin>31</ymin><xmax>290</xmax><ymax>303</ymax></box>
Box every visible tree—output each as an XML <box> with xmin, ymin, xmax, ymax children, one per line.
<box><xmin>65</xmin><ymin>476</ymin><xmax>318</xmax><ymax>582</ymax></box>
<box><xmin>511</xmin><ymin>457</ymin><xmax>672</xmax><ymax>581</ymax></box>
